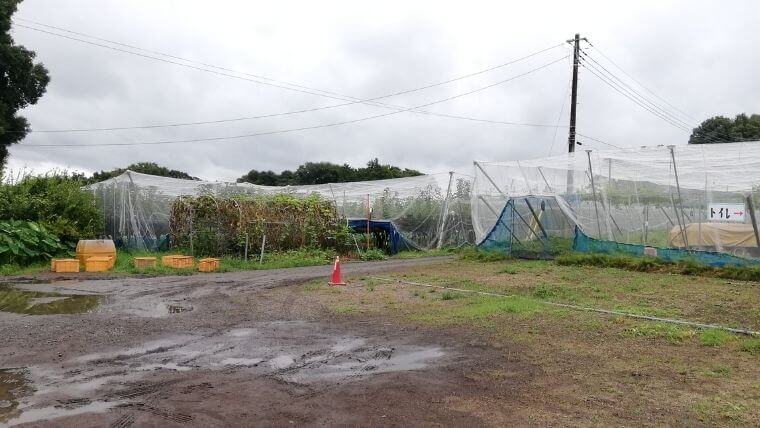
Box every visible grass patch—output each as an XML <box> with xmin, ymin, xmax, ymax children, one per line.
<box><xmin>334</xmin><ymin>305</ymin><xmax>355</xmax><ymax>314</ymax></box>
<box><xmin>0</xmin><ymin>248</ymin><xmax>337</xmax><ymax>277</ymax></box>
<box><xmin>498</xmin><ymin>266</ymin><xmax>518</xmax><ymax>275</ymax></box>
<box><xmin>703</xmin><ymin>364</ymin><xmax>731</xmax><ymax>377</ymax></box>
<box><xmin>458</xmin><ymin>248</ymin><xmax>512</xmax><ymax>262</ymax></box>
<box><xmin>440</xmin><ymin>291</ymin><xmax>465</xmax><ymax>300</ymax></box>
<box><xmin>738</xmin><ymin>338</ymin><xmax>760</xmax><ymax>355</ymax></box>
<box><xmin>699</xmin><ymin>329</ymin><xmax>733</xmax><ymax>347</ymax></box>
<box><xmin>556</xmin><ymin>252</ymin><xmax>760</xmax><ymax>282</ymax></box>
<box><xmin>391</xmin><ymin>248</ymin><xmax>457</xmax><ymax>259</ymax></box>
<box><xmin>360</xmin><ymin>249</ymin><xmax>387</xmax><ymax>261</ymax></box>
<box><xmin>456</xmin><ymin>295</ymin><xmax>544</xmax><ymax>318</ymax></box>
<box><xmin>621</xmin><ymin>322</ymin><xmax>696</xmax><ymax>344</ymax></box>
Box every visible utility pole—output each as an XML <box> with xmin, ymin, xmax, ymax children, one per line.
<box><xmin>566</xmin><ymin>33</ymin><xmax>586</xmax><ymax>196</ymax></box>
<box><xmin>567</xmin><ymin>33</ymin><xmax>585</xmax><ymax>154</ymax></box>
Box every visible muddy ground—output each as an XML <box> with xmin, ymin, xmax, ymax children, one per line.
<box><xmin>1</xmin><ymin>257</ymin><xmax>526</xmax><ymax>427</ymax></box>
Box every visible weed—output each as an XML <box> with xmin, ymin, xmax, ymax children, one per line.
<box><xmin>360</xmin><ymin>249</ymin><xmax>387</xmax><ymax>261</ymax></box>
<box><xmin>303</xmin><ymin>282</ymin><xmax>321</xmax><ymax>292</ymax></box>
<box><xmin>698</xmin><ymin>329</ymin><xmax>732</xmax><ymax>347</ymax></box>
<box><xmin>556</xmin><ymin>252</ymin><xmax>760</xmax><ymax>282</ymax></box>
<box><xmin>441</xmin><ymin>291</ymin><xmax>465</xmax><ymax>301</ymax></box>
<box><xmin>621</xmin><ymin>322</ymin><xmax>695</xmax><ymax>344</ymax></box>
<box><xmin>498</xmin><ymin>266</ymin><xmax>518</xmax><ymax>275</ymax></box>
<box><xmin>334</xmin><ymin>306</ymin><xmax>354</xmax><ymax>314</ymax></box>
<box><xmin>738</xmin><ymin>338</ymin><xmax>760</xmax><ymax>355</ymax></box>
<box><xmin>532</xmin><ymin>284</ymin><xmax>558</xmax><ymax>299</ymax></box>
<box><xmin>703</xmin><ymin>364</ymin><xmax>731</xmax><ymax>377</ymax></box>
<box><xmin>458</xmin><ymin>248</ymin><xmax>512</xmax><ymax>262</ymax></box>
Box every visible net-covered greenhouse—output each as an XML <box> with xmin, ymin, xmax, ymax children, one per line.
<box><xmin>87</xmin><ymin>171</ymin><xmax>475</xmax><ymax>253</ymax></box>
<box><xmin>472</xmin><ymin>141</ymin><xmax>760</xmax><ymax>266</ymax></box>
<box><xmin>87</xmin><ymin>141</ymin><xmax>760</xmax><ymax>266</ymax></box>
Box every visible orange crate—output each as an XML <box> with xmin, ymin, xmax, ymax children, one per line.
<box><xmin>51</xmin><ymin>258</ymin><xmax>79</xmax><ymax>273</ymax></box>
<box><xmin>85</xmin><ymin>256</ymin><xmax>113</xmax><ymax>272</ymax></box>
<box><xmin>134</xmin><ymin>257</ymin><xmax>157</xmax><ymax>268</ymax></box>
<box><xmin>198</xmin><ymin>258</ymin><xmax>220</xmax><ymax>272</ymax></box>
<box><xmin>162</xmin><ymin>255</ymin><xmax>193</xmax><ymax>268</ymax></box>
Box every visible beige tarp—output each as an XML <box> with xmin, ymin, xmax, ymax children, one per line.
<box><xmin>668</xmin><ymin>223</ymin><xmax>759</xmax><ymax>248</ymax></box>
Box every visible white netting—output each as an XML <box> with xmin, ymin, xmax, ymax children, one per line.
<box><xmin>473</xmin><ymin>142</ymin><xmax>760</xmax><ymax>258</ymax></box>
<box><xmin>87</xmin><ymin>171</ymin><xmax>475</xmax><ymax>251</ymax></box>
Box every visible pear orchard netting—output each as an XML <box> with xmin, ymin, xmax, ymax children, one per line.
<box><xmin>86</xmin><ymin>171</ymin><xmax>475</xmax><ymax>254</ymax></box>
<box><xmin>472</xmin><ymin>141</ymin><xmax>760</xmax><ymax>266</ymax></box>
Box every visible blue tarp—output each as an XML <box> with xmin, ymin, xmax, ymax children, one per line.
<box><xmin>347</xmin><ymin>219</ymin><xmax>413</xmax><ymax>254</ymax></box>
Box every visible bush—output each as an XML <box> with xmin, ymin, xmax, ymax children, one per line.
<box><xmin>170</xmin><ymin>194</ymin><xmax>348</xmax><ymax>256</ymax></box>
<box><xmin>0</xmin><ymin>220</ymin><xmax>66</xmax><ymax>266</ymax></box>
<box><xmin>0</xmin><ymin>172</ymin><xmax>103</xmax><ymax>247</ymax></box>
<box><xmin>360</xmin><ymin>248</ymin><xmax>387</xmax><ymax>261</ymax></box>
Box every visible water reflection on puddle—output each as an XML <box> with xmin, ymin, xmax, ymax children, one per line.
<box><xmin>0</xmin><ymin>286</ymin><xmax>99</xmax><ymax>315</ymax></box>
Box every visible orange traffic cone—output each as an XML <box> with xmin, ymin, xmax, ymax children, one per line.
<box><xmin>329</xmin><ymin>256</ymin><xmax>346</xmax><ymax>286</ymax></box>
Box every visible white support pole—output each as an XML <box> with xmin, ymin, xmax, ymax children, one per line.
<box><xmin>586</xmin><ymin>150</ymin><xmax>603</xmax><ymax>239</ymax></box>
<box><xmin>436</xmin><ymin>171</ymin><xmax>455</xmax><ymax>249</ymax></box>
<box><xmin>668</xmin><ymin>145</ymin><xmax>689</xmax><ymax>248</ymax></box>
<box><xmin>474</xmin><ymin>161</ymin><xmax>505</xmax><ymax>196</ymax></box>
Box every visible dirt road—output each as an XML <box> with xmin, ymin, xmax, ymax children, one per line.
<box><xmin>1</xmin><ymin>257</ymin><xmax>519</xmax><ymax>427</ymax></box>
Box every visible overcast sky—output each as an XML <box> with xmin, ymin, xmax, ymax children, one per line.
<box><xmin>6</xmin><ymin>0</ymin><xmax>760</xmax><ymax>181</ymax></box>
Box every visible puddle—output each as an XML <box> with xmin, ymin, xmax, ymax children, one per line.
<box><xmin>115</xmin><ymin>301</ymin><xmax>195</xmax><ymax>318</ymax></box>
<box><xmin>5</xmin><ymin>327</ymin><xmax>447</xmax><ymax>425</ymax></box>
<box><xmin>0</xmin><ymin>368</ymin><xmax>32</xmax><ymax>423</ymax></box>
<box><xmin>166</xmin><ymin>304</ymin><xmax>193</xmax><ymax>314</ymax></box>
<box><xmin>268</xmin><ymin>355</ymin><xmax>295</xmax><ymax>369</ymax></box>
<box><xmin>0</xmin><ymin>285</ymin><xmax>99</xmax><ymax>315</ymax></box>
<box><xmin>6</xmin><ymin>400</ymin><xmax>120</xmax><ymax>426</ymax></box>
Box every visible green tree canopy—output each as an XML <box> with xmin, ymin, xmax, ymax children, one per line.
<box><xmin>89</xmin><ymin>162</ymin><xmax>199</xmax><ymax>183</ymax></box>
<box><xmin>237</xmin><ymin>158</ymin><xmax>422</xmax><ymax>185</ymax></box>
<box><xmin>688</xmin><ymin>114</ymin><xmax>760</xmax><ymax>144</ymax></box>
<box><xmin>0</xmin><ymin>0</ymin><xmax>50</xmax><ymax>168</ymax></box>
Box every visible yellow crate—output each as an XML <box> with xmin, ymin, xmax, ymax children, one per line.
<box><xmin>162</xmin><ymin>255</ymin><xmax>193</xmax><ymax>268</ymax></box>
<box><xmin>198</xmin><ymin>258</ymin><xmax>220</xmax><ymax>272</ymax></box>
<box><xmin>161</xmin><ymin>255</ymin><xmax>178</xmax><ymax>266</ymax></box>
<box><xmin>134</xmin><ymin>257</ymin><xmax>157</xmax><ymax>268</ymax></box>
<box><xmin>51</xmin><ymin>258</ymin><xmax>79</xmax><ymax>273</ymax></box>
<box><xmin>85</xmin><ymin>256</ymin><xmax>113</xmax><ymax>272</ymax></box>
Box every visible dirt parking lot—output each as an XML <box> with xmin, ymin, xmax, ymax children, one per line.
<box><xmin>1</xmin><ymin>256</ymin><xmax>758</xmax><ymax>427</ymax></box>
<box><xmin>1</xmin><ymin>257</ymin><xmax>498</xmax><ymax>427</ymax></box>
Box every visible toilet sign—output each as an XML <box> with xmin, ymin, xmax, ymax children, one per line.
<box><xmin>708</xmin><ymin>203</ymin><xmax>746</xmax><ymax>222</ymax></box>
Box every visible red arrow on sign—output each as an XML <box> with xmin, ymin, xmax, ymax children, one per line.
<box><xmin>734</xmin><ymin>211</ymin><xmax>744</xmax><ymax>216</ymax></box>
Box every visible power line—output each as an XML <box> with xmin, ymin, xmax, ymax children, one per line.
<box><xmin>20</xmin><ymin>55</ymin><xmax>570</xmax><ymax>148</ymax></box>
<box><xmin>585</xmin><ymin>40</ymin><xmax>698</xmax><ymax>122</ymax></box>
<box><xmin>576</xmin><ymin>132</ymin><xmax>621</xmax><ymax>149</ymax></box>
<box><xmin>579</xmin><ymin>56</ymin><xmax>691</xmax><ymax>131</ymax></box>
<box><xmin>579</xmin><ymin>60</ymin><xmax>691</xmax><ymax>132</ymax></box>
<box><xmin>16</xmin><ymin>17</ymin><xmax>564</xmax><ymax>106</ymax></box>
<box><xmin>580</xmin><ymin>49</ymin><xmax>694</xmax><ymax>129</ymax></box>
<box><xmin>13</xmin><ymin>20</ymin><xmax>565</xmax><ymax>133</ymax></box>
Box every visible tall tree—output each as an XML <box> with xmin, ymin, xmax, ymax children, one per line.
<box><xmin>238</xmin><ymin>159</ymin><xmax>422</xmax><ymax>185</ymax></box>
<box><xmin>0</xmin><ymin>0</ymin><xmax>49</xmax><ymax>168</ymax></box>
<box><xmin>89</xmin><ymin>162</ymin><xmax>199</xmax><ymax>183</ymax></box>
<box><xmin>689</xmin><ymin>114</ymin><xmax>760</xmax><ymax>144</ymax></box>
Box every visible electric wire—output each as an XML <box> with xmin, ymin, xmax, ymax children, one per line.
<box><xmin>585</xmin><ymin>40</ymin><xmax>698</xmax><ymax>122</ymax></box>
<box><xmin>13</xmin><ymin>20</ymin><xmax>565</xmax><ymax>133</ymax></box>
<box><xmin>579</xmin><ymin>60</ymin><xmax>691</xmax><ymax>132</ymax></box>
<box><xmin>19</xmin><ymin>55</ymin><xmax>570</xmax><ymax>148</ymax></box>
<box><xmin>15</xmin><ymin>17</ymin><xmax>564</xmax><ymax>106</ymax></box>
<box><xmin>580</xmin><ymin>49</ymin><xmax>695</xmax><ymax>129</ymax></box>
